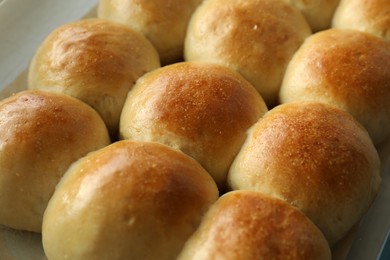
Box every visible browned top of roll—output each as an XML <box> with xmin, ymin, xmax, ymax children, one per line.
<box><xmin>178</xmin><ymin>190</ymin><xmax>331</xmax><ymax>260</ymax></box>
<box><xmin>280</xmin><ymin>28</ymin><xmax>390</xmax><ymax>145</ymax></box>
<box><xmin>228</xmin><ymin>102</ymin><xmax>381</xmax><ymax>245</ymax></box>
<box><xmin>119</xmin><ymin>61</ymin><xmax>267</xmax><ymax>187</ymax></box>
<box><xmin>0</xmin><ymin>90</ymin><xmax>110</xmax><ymax>232</ymax></box>
<box><xmin>184</xmin><ymin>0</ymin><xmax>311</xmax><ymax>106</ymax></box>
<box><xmin>42</xmin><ymin>140</ymin><xmax>218</xmax><ymax>260</ymax></box>
<box><xmin>28</xmin><ymin>18</ymin><xmax>160</xmax><ymax>137</ymax></box>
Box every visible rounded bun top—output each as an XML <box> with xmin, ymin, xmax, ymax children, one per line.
<box><xmin>184</xmin><ymin>0</ymin><xmax>311</xmax><ymax>107</ymax></box>
<box><xmin>28</xmin><ymin>18</ymin><xmax>160</xmax><ymax>138</ymax></box>
<box><xmin>42</xmin><ymin>140</ymin><xmax>218</xmax><ymax>260</ymax></box>
<box><xmin>228</xmin><ymin>101</ymin><xmax>381</xmax><ymax>245</ymax></box>
<box><xmin>0</xmin><ymin>90</ymin><xmax>110</xmax><ymax>232</ymax></box>
<box><xmin>178</xmin><ymin>190</ymin><xmax>332</xmax><ymax>260</ymax></box>
<box><xmin>98</xmin><ymin>0</ymin><xmax>203</xmax><ymax>65</ymax></box>
<box><xmin>332</xmin><ymin>0</ymin><xmax>390</xmax><ymax>42</ymax></box>
<box><xmin>119</xmin><ymin>61</ymin><xmax>267</xmax><ymax>187</ymax></box>
<box><xmin>280</xmin><ymin>28</ymin><xmax>390</xmax><ymax>145</ymax></box>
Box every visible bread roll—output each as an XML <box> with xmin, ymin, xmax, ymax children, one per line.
<box><xmin>28</xmin><ymin>18</ymin><xmax>160</xmax><ymax>138</ymax></box>
<box><xmin>119</xmin><ymin>61</ymin><xmax>268</xmax><ymax>188</ymax></box>
<box><xmin>97</xmin><ymin>0</ymin><xmax>203</xmax><ymax>65</ymax></box>
<box><xmin>332</xmin><ymin>0</ymin><xmax>390</xmax><ymax>42</ymax></box>
<box><xmin>0</xmin><ymin>90</ymin><xmax>110</xmax><ymax>232</ymax></box>
<box><xmin>184</xmin><ymin>0</ymin><xmax>311</xmax><ymax>107</ymax></box>
<box><xmin>42</xmin><ymin>140</ymin><xmax>218</xmax><ymax>260</ymax></box>
<box><xmin>178</xmin><ymin>190</ymin><xmax>332</xmax><ymax>260</ymax></box>
<box><xmin>279</xmin><ymin>28</ymin><xmax>390</xmax><ymax>145</ymax></box>
<box><xmin>227</xmin><ymin>102</ymin><xmax>381</xmax><ymax>245</ymax></box>
<box><xmin>282</xmin><ymin>0</ymin><xmax>341</xmax><ymax>32</ymax></box>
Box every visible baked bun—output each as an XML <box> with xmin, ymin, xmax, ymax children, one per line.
<box><xmin>0</xmin><ymin>90</ymin><xmax>110</xmax><ymax>232</ymax></box>
<box><xmin>178</xmin><ymin>190</ymin><xmax>332</xmax><ymax>260</ymax></box>
<box><xmin>97</xmin><ymin>0</ymin><xmax>203</xmax><ymax>65</ymax></box>
<box><xmin>119</xmin><ymin>61</ymin><xmax>268</xmax><ymax>188</ymax></box>
<box><xmin>282</xmin><ymin>0</ymin><xmax>341</xmax><ymax>32</ymax></box>
<box><xmin>279</xmin><ymin>28</ymin><xmax>390</xmax><ymax>145</ymax></box>
<box><xmin>184</xmin><ymin>0</ymin><xmax>311</xmax><ymax>107</ymax></box>
<box><xmin>28</xmin><ymin>18</ymin><xmax>160</xmax><ymax>138</ymax></box>
<box><xmin>332</xmin><ymin>0</ymin><xmax>390</xmax><ymax>42</ymax></box>
<box><xmin>227</xmin><ymin>102</ymin><xmax>381</xmax><ymax>245</ymax></box>
<box><xmin>42</xmin><ymin>140</ymin><xmax>218</xmax><ymax>260</ymax></box>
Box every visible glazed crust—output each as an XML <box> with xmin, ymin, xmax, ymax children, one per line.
<box><xmin>280</xmin><ymin>29</ymin><xmax>390</xmax><ymax>145</ymax></box>
<box><xmin>42</xmin><ymin>140</ymin><xmax>218</xmax><ymax>260</ymax></box>
<box><xmin>184</xmin><ymin>0</ymin><xmax>311</xmax><ymax>106</ymax></box>
<box><xmin>178</xmin><ymin>190</ymin><xmax>332</xmax><ymax>260</ymax></box>
<box><xmin>227</xmin><ymin>102</ymin><xmax>381</xmax><ymax>245</ymax></box>
<box><xmin>0</xmin><ymin>90</ymin><xmax>110</xmax><ymax>232</ymax></box>
<box><xmin>28</xmin><ymin>18</ymin><xmax>160</xmax><ymax>137</ymax></box>
<box><xmin>119</xmin><ymin>61</ymin><xmax>268</xmax><ymax>187</ymax></box>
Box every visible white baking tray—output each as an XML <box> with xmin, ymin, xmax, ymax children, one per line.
<box><xmin>0</xmin><ymin>0</ymin><xmax>389</xmax><ymax>259</ymax></box>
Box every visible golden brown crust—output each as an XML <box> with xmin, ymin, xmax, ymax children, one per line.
<box><xmin>332</xmin><ymin>0</ymin><xmax>390</xmax><ymax>42</ymax></box>
<box><xmin>184</xmin><ymin>0</ymin><xmax>311</xmax><ymax>106</ymax></box>
<box><xmin>119</xmin><ymin>61</ymin><xmax>268</xmax><ymax>187</ymax></box>
<box><xmin>28</xmin><ymin>18</ymin><xmax>160</xmax><ymax>138</ymax></box>
<box><xmin>227</xmin><ymin>102</ymin><xmax>381</xmax><ymax>245</ymax></box>
<box><xmin>98</xmin><ymin>0</ymin><xmax>203</xmax><ymax>65</ymax></box>
<box><xmin>0</xmin><ymin>90</ymin><xmax>110</xmax><ymax>232</ymax></box>
<box><xmin>42</xmin><ymin>140</ymin><xmax>218</xmax><ymax>260</ymax></box>
<box><xmin>178</xmin><ymin>190</ymin><xmax>332</xmax><ymax>260</ymax></box>
<box><xmin>280</xmin><ymin>29</ymin><xmax>390</xmax><ymax>145</ymax></box>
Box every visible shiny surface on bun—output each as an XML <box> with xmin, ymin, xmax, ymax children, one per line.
<box><xmin>178</xmin><ymin>190</ymin><xmax>332</xmax><ymax>260</ymax></box>
<box><xmin>332</xmin><ymin>0</ymin><xmax>390</xmax><ymax>42</ymax></box>
<box><xmin>280</xmin><ymin>29</ymin><xmax>390</xmax><ymax>145</ymax></box>
<box><xmin>228</xmin><ymin>102</ymin><xmax>381</xmax><ymax>245</ymax></box>
<box><xmin>184</xmin><ymin>0</ymin><xmax>311</xmax><ymax>106</ymax></box>
<box><xmin>28</xmin><ymin>18</ymin><xmax>160</xmax><ymax>137</ymax></box>
<box><xmin>98</xmin><ymin>0</ymin><xmax>203</xmax><ymax>65</ymax></box>
<box><xmin>119</xmin><ymin>61</ymin><xmax>268</xmax><ymax>187</ymax></box>
<box><xmin>0</xmin><ymin>90</ymin><xmax>110</xmax><ymax>232</ymax></box>
<box><xmin>42</xmin><ymin>140</ymin><xmax>218</xmax><ymax>260</ymax></box>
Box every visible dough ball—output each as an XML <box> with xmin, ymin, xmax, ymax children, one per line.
<box><xmin>119</xmin><ymin>61</ymin><xmax>267</xmax><ymax>188</ymax></box>
<box><xmin>0</xmin><ymin>90</ymin><xmax>110</xmax><ymax>232</ymax></box>
<box><xmin>227</xmin><ymin>101</ymin><xmax>381</xmax><ymax>245</ymax></box>
<box><xmin>28</xmin><ymin>18</ymin><xmax>160</xmax><ymax>138</ymax></box>
<box><xmin>42</xmin><ymin>140</ymin><xmax>218</xmax><ymax>260</ymax></box>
